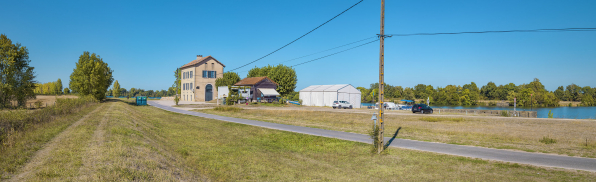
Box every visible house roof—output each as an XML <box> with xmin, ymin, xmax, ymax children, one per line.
<box><xmin>234</xmin><ymin>76</ymin><xmax>278</xmax><ymax>86</ymax></box>
<box><xmin>180</xmin><ymin>55</ymin><xmax>226</xmax><ymax>69</ymax></box>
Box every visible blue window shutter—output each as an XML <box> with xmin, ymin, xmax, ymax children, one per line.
<box><xmin>214</xmin><ymin>71</ymin><xmax>217</xmax><ymax>78</ymax></box>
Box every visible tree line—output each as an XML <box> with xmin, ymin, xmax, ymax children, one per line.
<box><xmin>106</xmin><ymin>86</ymin><xmax>177</xmax><ymax>98</ymax></box>
<box><xmin>34</xmin><ymin>79</ymin><xmax>68</xmax><ymax>95</ymax></box>
<box><xmin>358</xmin><ymin>78</ymin><xmax>596</xmax><ymax>107</ymax></box>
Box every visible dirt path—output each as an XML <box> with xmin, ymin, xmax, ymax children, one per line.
<box><xmin>77</xmin><ymin>102</ymin><xmax>114</xmax><ymax>180</ymax></box>
<box><xmin>8</xmin><ymin>104</ymin><xmax>105</xmax><ymax>181</ymax></box>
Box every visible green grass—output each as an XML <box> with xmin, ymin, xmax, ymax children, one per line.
<box><xmin>420</xmin><ymin>117</ymin><xmax>465</xmax><ymax>122</ymax></box>
<box><xmin>130</xmin><ymin>104</ymin><xmax>596</xmax><ymax>181</ymax></box>
<box><xmin>196</xmin><ymin>108</ymin><xmax>596</xmax><ymax>158</ymax></box>
<box><xmin>540</xmin><ymin>136</ymin><xmax>557</xmax><ymax>144</ymax></box>
<box><xmin>213</xmin><ymin>106</ymin><xmax>243</xmax><ymax>112</ymax></box>
<box><xmin>0</xmin><ymin>100</ymin><xmax>99</xmax><ymax>179</ymax></box>
<box><xmin>4</xmin><ymin>100</ymin><xmax>596</xmax><ymax>181</ymax></box>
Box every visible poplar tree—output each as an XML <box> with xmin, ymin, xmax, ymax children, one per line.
<box><xmin>0</xmin><ymin>34</ymin><xmax>36</xmax><ymax>108</ymax></box>
<box><xmin>112</xmin><ymin>80</ymin><xmax>121</xmax><ymax>98</ymax></box>
<box><xmin>55</xmin><ymin>78</ymin><xmax>63</xmax><ymax>94</ymax></box>
<box><xmin>69</xmin><ymin>52</ymin><xmax>114</xmax><ymax>101</ymax></box>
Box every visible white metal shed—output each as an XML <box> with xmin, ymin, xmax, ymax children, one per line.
<box><xmin>299</xmin><ymin>84</ymin><xmax>361</xmax><ymax>108</ymax></box>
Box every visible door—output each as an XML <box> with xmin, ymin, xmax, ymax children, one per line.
<box><xmin>205</xmin><ymin>84</ymin><xmax>213</xmax><ymax>101</ymax></box>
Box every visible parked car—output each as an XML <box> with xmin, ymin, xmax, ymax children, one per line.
<box><xmin>412</xmin><ymin>104</ymin><xmax>433</xmax><ymax>114</ymax></box>
<box><xmin>332</xmin><ymin>101</ymin><xmax>353</xmax><ymax>109</ymax></box>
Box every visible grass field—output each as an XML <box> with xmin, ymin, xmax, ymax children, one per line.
<box><xmin>5</xmin><ymin>95</ymin><xmax>79</xmax><ymax>109</ymax></box>
<box><xmin>198</xmin><ymin>108</ymin><xmax>596</xmax><ymax>158</ymax></box>
<box><xmin>2</xmin><ymin>100</ymin><xmax>596</xmax><ymax>181</ymax></box>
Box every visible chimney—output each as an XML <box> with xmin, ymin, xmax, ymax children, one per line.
<box><xmin>196</xmin><ymin>55</ymin><xmax>203</xmax><ymax>59</ymax></box>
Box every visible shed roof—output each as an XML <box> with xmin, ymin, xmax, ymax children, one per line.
<box><xmin>234</xmin><ymin>76</ymin><xmax>278</xmax><ymax>86</ymax></box>
<box><xmin>180</xmin><ymin>55</ymin><xmax>226</xmax><ymax>69</ymax></box>
<box><xmin>299</xmin><ymin>84</ymin><xmax>359</xmax><ymax>93</ymax></box>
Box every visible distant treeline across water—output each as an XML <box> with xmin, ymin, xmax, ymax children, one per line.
<box><xmin>357</xmin><ymin>78</ymin><xmax>595</xmax><ymax>108</ymax></box>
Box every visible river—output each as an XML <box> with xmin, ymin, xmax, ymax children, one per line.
<box><xmin>360</xmin><ymin>103</ymin><xmax>596</xmax><ymax>119</ymax></box>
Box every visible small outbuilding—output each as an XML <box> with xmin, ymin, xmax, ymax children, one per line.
<box><xmin>299</xmin><ymin>84</ymin><xmax>361</xmax><ymax>108</ymax></box>
<box><xmin>234</xmin><ymin>76</ymin><xmax>280</xmax><ymax>102</ymax></box>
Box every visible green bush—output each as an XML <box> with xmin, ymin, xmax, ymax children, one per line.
<box><xmin>213</xmin><ymin>106</ymin><xmax>243</xmax><ymax>112</ymax></box>
<box><xmin>500</xmin><ymin>110</ymin><xmax>509</xmax><ymax>117</ymax></box>
<box><xmin>420</xmin><ymin>117</ymin><xmax>464</xmax><ymax>122</ymax></box>
<box><xmin>369</xmin><ymin>124</ymin><xmax>381</xmax><ymax>154</ymax></box>
<box><xmin>539</xmin><ymin>136</ymin><xmax>557</xmax><ymax>144</ymax></box>
<box><xmin>548</xmin><ymin>110</ymin><xmax>554</xmax><ymax>118</ymax></box>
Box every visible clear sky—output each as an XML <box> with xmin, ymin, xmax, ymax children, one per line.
<box><xmin>2</xmin><ymin>0</ymin><xmax>595</xmax><ymax>91</ymax></box>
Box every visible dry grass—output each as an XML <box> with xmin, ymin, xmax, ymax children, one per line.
<box><xmin>4</xmin><ymin>100</ymin><xmax>596</xmax><ymax>181</ymax></box>
<box><xmin>559</xmin><ymin>101</ymin><xmax>582</xmax><ymax>107</ymax></box>
<box><xmin>6</xmin><ymin>95</ymin><xmax>79</xmax><ymax>109</ymax></box>
<box><xmin>198</xmin><ymin>109</ymin><xmax>596</xmax><ymax>158</ymax></box>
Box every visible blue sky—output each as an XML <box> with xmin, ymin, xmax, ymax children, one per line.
<box><xmin>2</xmin><ymin>0</ymin><xmax>595</xmax><ymax>91</ymax></box>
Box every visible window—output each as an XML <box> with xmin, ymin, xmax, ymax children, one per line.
<box><xmin>211</xmin><ymin>63</ymin><xmax>214</xmax><ymax>70</ymax></box>
<box><xmin>190</xmin><ymin>83</ymin><xmax>193</xmax><ymax>90</ymax></box>
<box><xmin>190</xmin><ymin>71</ymin><xmax>193</xmax><ymax>78</ymax></box>
<box><xmin>203</xmin><ymin>70</ymin><xmax>207</xmax><ymax>78</ymax></box>
<box><xmin>209</xmin><ymin>71</ymin><xmax>216</xmax><ymax>78</ymax></box>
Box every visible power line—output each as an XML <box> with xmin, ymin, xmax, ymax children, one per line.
<box><xmin>387</xmin><ymin>28</ymin><xmax>596</xmax><ymax>37</ymax></box>
<box><xmin>291</xmin><ymin>38</ymin><xmax>379</xmax><ymax>67</ymax></box>
<box><xmin>280</xmin><ymin>36</ymin><xmax>377</xmax><ymax>64</ymax></box>
<box><xmin>236</xmin><ymin>36</ymin><xmax>378</xmax><ymax>73</ymax></box>
<box><xmin>227</xmin><ymin>0</ymin><xmax>364</xmax><ymax>72</ymax></box>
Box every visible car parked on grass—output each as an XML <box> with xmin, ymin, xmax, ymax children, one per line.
<box><xmin>412</xmin><ymin>104</ymin><xmax>433</xmax><ymax>114</ymax></box>
<box><xmin>332</xmin><ymin>101</ymin><xmax>353</xmax><ymax>109</ymax></box>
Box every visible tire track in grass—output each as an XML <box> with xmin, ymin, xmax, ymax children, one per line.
<box><xmin>8</xmin><ymin>104</ymin><xmax>105</xmax><ymax>181</ymax></box>
<box><xmin>78</xmin><ymin>101</ymin><xmax>114</xmax><ymax>180</ymax></box>
<box><xmin>119</xmin><ymin>102</ymin><xmax>206</xmax><ymax>181</ymax></box>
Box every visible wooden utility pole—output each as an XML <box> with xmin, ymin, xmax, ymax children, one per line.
<box><xmin>377</xmin><ymin>0</ymin><xmax>386</xmax><ymax>153</ymax></box>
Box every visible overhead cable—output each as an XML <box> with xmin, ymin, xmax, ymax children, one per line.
<box><xmin>291</xmin><ymin>38</ymin><xmax>379</xmax><ymax>67</ymax></box>
<box><xmin>387</xmin><ymin>28</ymin><xmax>596</xmax><ymax>37</ymax></box>
<box><xmin>227</xmin><ymin>0</ymin><xmax>364</xmax><ymax>72</ymax></box>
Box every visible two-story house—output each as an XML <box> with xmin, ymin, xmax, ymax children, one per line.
<box><xmin>180</xmin><ymin>55</ymin><xmax>225</xmax><ymax>102</ymax></box>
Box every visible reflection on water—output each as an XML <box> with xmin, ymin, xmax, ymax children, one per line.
<box><xmin>430</xmin><ymin>105</ymin><xmax>596</xmax><ymax>119</ymax></box>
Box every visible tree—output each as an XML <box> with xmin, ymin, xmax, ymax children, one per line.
<box><xmin>173</xmin><ymin>68</ymin><xmax>181</xmax><ymax>105</ymax></box>
<box><xmin>64</xmin><ymin>88</ymin><xmax>70</xmax><ymax>94</ymax></box>
<box><xmin>55</xmin><ymin>78</ymin><xmax>63</xmax><ymax>94</ymax></box>
<box><xmin>480</xmin><ymin>82</ymin><xmax>498</xmax><ymax>100</ymax></box>
<box><xmin>414</xmin><ymin>84</ymin><xmax>427</xmax><ymax>99</ymax></box>
<box><xmin>403</xmin><ymin>87</ymin><xmax>415</xmax><ymax>100</ymax></box>
<box><xmin>69</xmin><ymin>52</ymin><xmax>114</xmax><ymax>101</ymax></box>
<box><xmin>113</xmin><ymin>80</ymin><xmax>121</xmax><ymax>98</ymax></box>
<box><xmin>246</xmin><ymin>64</ymin><xmax>297</xmax><ymax>96</ymax></box>
<box><xmin>0</xmin><ymin>34</ymin><xmax>36</xmax><ymax>108</ymax></box>
<box><xmin>215</xmin><ymin>72</ymin><xmax>241</xmax><ymax>88</ymax></box>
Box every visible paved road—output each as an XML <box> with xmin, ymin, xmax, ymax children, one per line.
<box><xmin>149</xmin><ymin>101</ymin><xmax>596</xmax><ymax>172</ymax></box>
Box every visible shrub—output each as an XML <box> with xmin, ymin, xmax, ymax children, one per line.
<box><xmin>488</xmin><ymin>101</ymin><xmax>497</xmax><ymax>106</ymax></box>
<box><xmin>539</xmin><ymin>136</ymin><xmax>557</xmax><ymax>144</ymax></box>
<box><xmin>213</xmin><ymin>106</ymin><xmax>243</xmax><ymax>112</ymax></box>
<box><xmin>500</xmin><ymin>110</ymin><xmax>509</xmax><ymax>117</ymax></box>
<box><xmin>369</xmin><ymin>124</ymin><xmax>381</xmax><ymax>154</ymax></box>
<box><xmin>420</xmin><ymin>117</ymin><xmax>464</xmax><ymax>122</ymax></box>
<box><xmin>569</xmin><ymin>103</ymin><xmax>573</xmax><ymax>107</ymax></box>
<box><xmin>548</xmin><ymin>110</ymin><xmax>554</xmax><ymax>118</ymax></box>
<box><xmin>298</xmin><ymin>99</ymin><xmax>303</xmax><ymax>105</ymax></box>
<box><xmin>34</xmin><ymin>100</ymin><xmax>43</xmax><ymax>108</ymax></box>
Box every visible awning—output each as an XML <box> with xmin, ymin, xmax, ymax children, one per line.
<box><xmin>258</xmin><ymin>88</ymin><xmax>280</xmax><ymax>96</ymax></box>
<box><xmin>401</xmin><ymin>99</ymin><xmax>415</xmax><ymax>103</ymax></box>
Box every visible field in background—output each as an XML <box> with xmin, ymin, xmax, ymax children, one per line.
<box><xmin>7</xmin><ymin>95</ymin><xmax>79</xmax><ymax>109</ymax></box>
<box><xmin>198</xmin><ymin>108</ymin><xmax>596</xmax><ymax>158</ymax></box>
<box><xmin>2</xmin><ymin>100</ymin><xmax>595</xmax><ymax>180</ymax></box>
